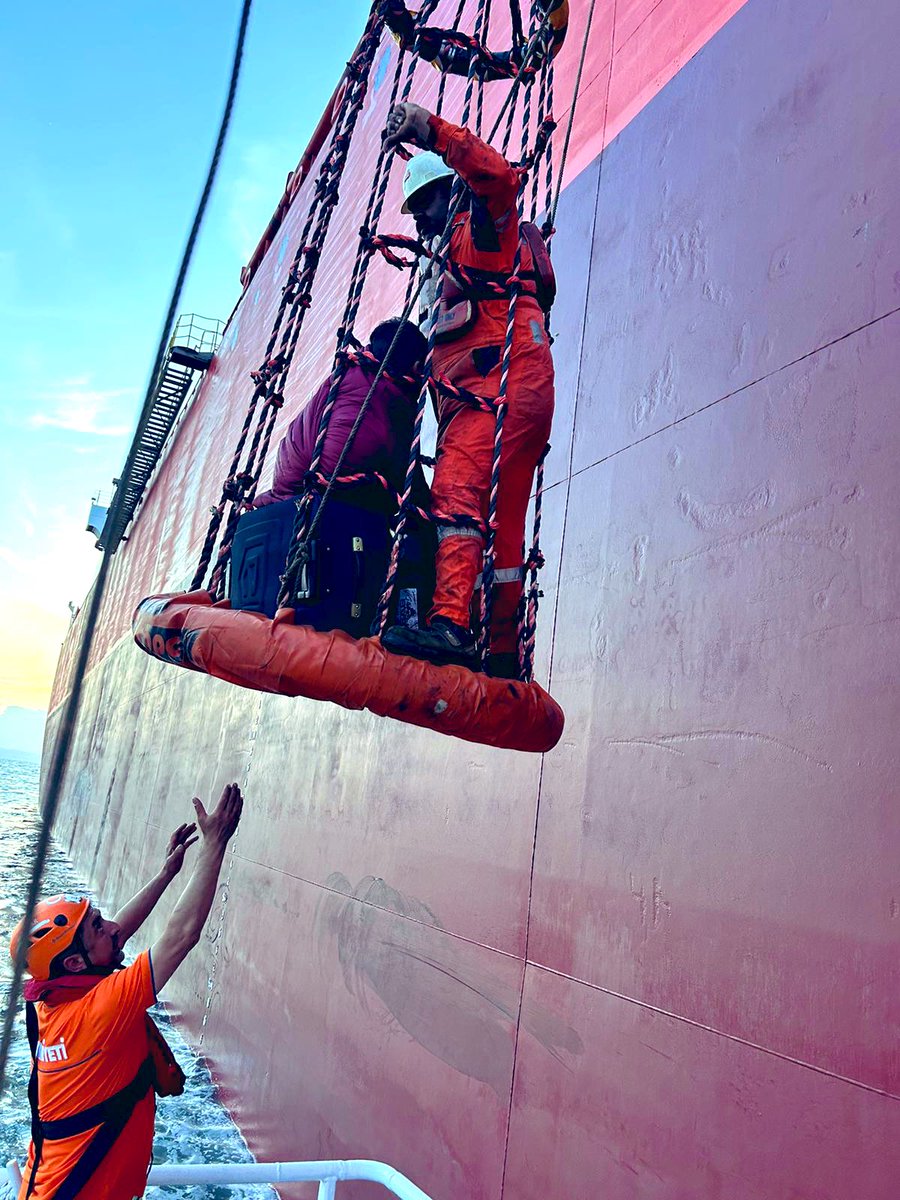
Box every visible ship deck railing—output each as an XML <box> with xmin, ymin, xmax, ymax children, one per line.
<box><xmin>7</xmin><ymin>1156</ymin><xmax>435</xmax><ymax>1199</ymax></box>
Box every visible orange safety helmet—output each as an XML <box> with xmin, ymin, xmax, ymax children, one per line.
<box><xmin>9</xmin><ymin>895</ymin><xmax>90</xmax><ymax>981</ymax></box>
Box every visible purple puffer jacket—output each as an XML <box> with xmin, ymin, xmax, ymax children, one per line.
<box><xmin>253</xmin><ymin>364</ymin><xmax>414</xmax><ymax>507</ymax></box>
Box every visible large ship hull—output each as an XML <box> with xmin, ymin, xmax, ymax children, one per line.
<box><xmin>44</xmin><ymin>0</ymin><xmax>899</xmax><ymax>1195</ymax></box>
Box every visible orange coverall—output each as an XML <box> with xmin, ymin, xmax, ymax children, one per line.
<box><xmin>426</xmin><ymin>114</ymin><xmax>555</xmax><ymax>656</ymax></box>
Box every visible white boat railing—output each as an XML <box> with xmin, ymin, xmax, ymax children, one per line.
<box><xmin>6</xmin><ymin>1156</ymin><xmax>434</xmax><ymax>1199</ymax></box>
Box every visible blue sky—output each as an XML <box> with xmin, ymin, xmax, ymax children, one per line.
<box><xmin>0</xmin><ymin>0</ymin><xmax>371</xmax><ymax>746</ymax></box>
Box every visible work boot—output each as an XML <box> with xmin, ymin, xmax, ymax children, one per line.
<box><xmin>382</xmin><ymin>617</ymin><xmax>480</xmax><ymax>669</ymax></box>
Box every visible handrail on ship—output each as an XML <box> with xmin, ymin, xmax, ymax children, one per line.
<box><xmin>6</xmin><ymin>1156</ymin><xmax>435</xmax><ymax>1199</ymax></box>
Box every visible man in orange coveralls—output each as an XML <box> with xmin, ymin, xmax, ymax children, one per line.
<box><xmin>381</xmin><ymin>101</ymin><xmax>555</xmax><ymax>678</ymax></box>
<box><xmin>9</xmin><ymin>783</ymin><xmax>243</xmax><ymax>1200</ymax></box>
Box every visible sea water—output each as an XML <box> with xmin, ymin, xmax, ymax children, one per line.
<box><xmin>0</xmin><ymin>756</ymin><xmax>274</xmax><ymax>1200</ymax></box>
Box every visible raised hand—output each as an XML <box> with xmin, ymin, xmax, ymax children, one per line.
<box><xmin>162</xmin><ymin>822</ymin><xmax>199</xmax><ymax>880</ymax></box>
<box><xmin>383</xmin><ymin>102</ymin><xmax>433</xmax><ymax>152</ymax></box>
<box><xmin>152</xmin><ymin>783</ymin><xmax>246</xmax><ymax>990</ymax></box>
<box><xmin>192</xmin><ymin>782</ymin><xmax>243</xmax><ymax>851</ymax></box>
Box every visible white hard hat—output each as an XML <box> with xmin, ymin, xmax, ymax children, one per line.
<box><xmin>401</xmin><ymin>152</ymin><xmax>455</xmax><ymax>214</ymax></box>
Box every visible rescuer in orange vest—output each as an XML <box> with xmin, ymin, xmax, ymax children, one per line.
<box><xmin>381</xmin><ymin>102</ymin><xmax>555</xmax><ymax>678</ymax></box>
<box><xmin>9</xmin><ymin>783</ymin><xmax>243</xmax><ymax>1200</ymax></box>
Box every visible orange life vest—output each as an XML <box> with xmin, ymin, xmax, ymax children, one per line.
<box><xmin>22</xmin><ymin>972</ymin><xmax>184</xmax><ymax>1200</ymax></box>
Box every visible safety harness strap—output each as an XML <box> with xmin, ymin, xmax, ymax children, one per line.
<box><xmin>42</xmin><ymin>1062</ymin><xmax>152</xmax><ymax>1200</ymax></box>
<box><xmin>39</xmin><ymin>1058</ymin><xmax>154</xmax><ymax>1141</ymax></box>
<box><xmin>24</xmin><ymin>1002</ymin><xmax>40</xmax><ymax>1200</ymax></box>
<box><xmin>448</xmin><ymin>260</ymin><xmax>540</xmax><ymax>300</ymax></box>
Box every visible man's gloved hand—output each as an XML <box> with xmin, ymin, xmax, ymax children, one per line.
<box><xmin>384</xmin><ymin>102</ymin><xmax>434</xmax><ymax>152</ymax></box>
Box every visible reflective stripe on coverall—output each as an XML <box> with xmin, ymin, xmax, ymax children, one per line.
<box><xmin>425</xmin><ymin>114</ymin><xmax>555</xmax><ymax>654</ymax></box>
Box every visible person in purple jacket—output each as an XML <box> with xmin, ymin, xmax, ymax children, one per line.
<box><xmin>254</xmin><ymin>318</ymin><xmax>427</xmax><ymax>509</ymax></box>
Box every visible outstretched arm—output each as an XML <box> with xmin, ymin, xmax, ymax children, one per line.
<box><xmin>113</xmin><ymin>822</ymin><xmax>198</xmax><ymax>943</ymax></box>
<box><xmin>384</xmin><ymin>102</ymin><xmax>520</xmax><ymax>219</ymax></box>
<box><xmin>151</xmin><ymin>783</ymin><xmax>244</xmax><ymax>991</ymax></box>
<box><xmin>253</xmin><ymin>376</ymin><xmax>330</xmax><ymax>506</ymax></box>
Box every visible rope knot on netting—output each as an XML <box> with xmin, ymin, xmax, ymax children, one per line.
<box><xmin>345</xmin><ymin>51</ymin><xmax>370</xmax><ymax>81</ymax></box>
<box><xmin>322</xmin><ymin>178</ymin><xmax>342</xmax><ymax>207</ymax></box>
<box><xmin>337</xmin><ymin>343</ymin><xmax>422</xmax><ymax>395</ymax></box>
<box><xmin>360</xmin><ymin>229</ymin><xmax>426</xmax><ymax>270</ymax></box>
<box><xmin>395</xmin><ymin>495</ymin><xmax>430</xmax><ymax>525</ymax></box>
<box><xmin>313</xmin><ymin>466</ymin><xmax>398</xmax><ymax>500</ymax></box>
<box><xmin>430</xmin><ymin>372</ymin><xmax>499</xmax><ymax>416</ymax></box>
<box><xmin>266</xmin><ymin>392</ymin><xmax>285</xmax><ymax>411</ymax></box>
<box><xmin>518</xmin><ymin>115</ymin><xmax>557</xmax><ymax>172</ymax></box>
<box><xmin>437</xmin><ymin>509</ymin><xmax>490</xmax><ymax>537</ymax></box>
<box><xmin>334</xmin><ymin>345</ymin><xmax>361</xmax><ymax>372</ymax></box>
<box><xmin>221</xmin><ymin>475</ymin><xmax>249</xmax><ymax>502</ymax></box>
<box><xmin>417</xmin><ymin>27</ymin><xmax>518</xmax><ymax>80</ymax></box>
<box><xmin>282</xmin><ymin>279</ymin><xmax>312</xmax><ymax>311</ymax></box>
<box><xmin>396</xmin><ymin>369</ymin><xmax>421</xmax><ymax>391</ymax></box>
<box><xmin>449</xmin><ymin>261</ymin><xmax>522</xmax><ymax>300</ymax></box>
<box><xmin>358</xmin><ymin>347</ymin><xmax>380</xmax><ymax>370</ymax></box>
<box><xmin>435</xmin><ymin>29</ymin><xmax>480</xmax><ymax>53</ymax></box>
<box><xmin>250</xmin><ymin>354</ymin><xmax>286</xmax><ymax>386</ymax></box>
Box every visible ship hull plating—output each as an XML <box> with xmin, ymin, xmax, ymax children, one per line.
<box><xmin>44</xmin><ymin>0</ymin><xmax>899</xmax><ymax>1195</ymax></box>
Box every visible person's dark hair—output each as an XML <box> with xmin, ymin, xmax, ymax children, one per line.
<box><xmin>368</xmin><ymin>318</ymin><xmax>427</xmax><ymax>380</ymax></box>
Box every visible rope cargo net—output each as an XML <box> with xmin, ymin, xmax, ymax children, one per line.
<box><xmin>191</xmin><ymin>0</ymin><xmax>569</xmax><ymax>683</ymax></box>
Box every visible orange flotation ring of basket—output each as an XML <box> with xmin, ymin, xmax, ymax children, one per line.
<box><xmin>133</xmin><ymin>592</ymin><xmax>564</xmax><ymax>753</ymax></box>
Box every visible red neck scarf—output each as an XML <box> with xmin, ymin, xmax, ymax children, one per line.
<box><xmin>23</xmin><ymin>974</ymin><xmax>111</xmax><ymax>1006</ymax></box>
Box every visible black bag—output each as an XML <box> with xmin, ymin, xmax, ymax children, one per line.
<box><xmin>229</xmin><ymin>493</ymin><xmax>392</xmax><ymax>638</ymax></box>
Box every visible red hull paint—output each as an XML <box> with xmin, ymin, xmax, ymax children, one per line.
<box><xmin>44</xmin><ymin>0</ymin><xmax>899</xmax><ymax>1196</ymax></box>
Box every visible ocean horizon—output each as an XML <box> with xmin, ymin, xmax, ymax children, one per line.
<box><xmin>0</xmin><ymin>749</ymin><xmax>39</xmax><ymax>765</ymax></box>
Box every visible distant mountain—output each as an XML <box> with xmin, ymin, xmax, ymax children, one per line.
<box><xmin>0</xmin><ymin>746</ymin><xmax>40</xmax><ymax>764</ymax></box>
<box><xmin>0</xmin><ymin>706</ymin><xmax>46</xmax><ymax>758</ymax></box>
